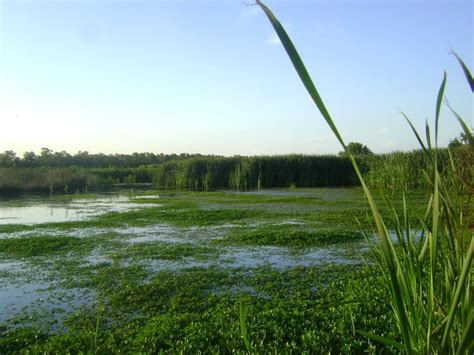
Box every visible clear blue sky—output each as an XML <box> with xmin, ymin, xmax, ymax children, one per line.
<box><xmin>0</xmin><ymin>0</ymin><xmax>472</xmax><ymax>156</ymax></box>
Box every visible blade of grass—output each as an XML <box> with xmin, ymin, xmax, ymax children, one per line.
<box><xmin>240</xmin><ymin>300</ymin><xmax>252</xmax><ymax>353</ymax></box>
<box><xmin>357</xmin><ymin>330</ymin><xmax>406</xmax><ymax>351</ymax></box>
<box><xmin>435</xmin><ymin>72</ymin><xmax>447</xmax><ymax>147</ymax></box>
<box><xmin>441</xmin><ymin>236</ymin><xmax>474</xmax><ymax>351</ymax></box>
<box><xmin>451</xmin><ymin>50</ymin><xmax>474</xmax><ymax>92</ymax></box>
<box><xmin>444</xmin><ymin>99</ymin><xmax>474</xmax><ymax>147</ymax></box>
<box><xmin>398</xmin><ymin>112</ymin><xmax>427</xmax><ymax>156</ymax></box>
<box><xmin>256</xmin><ymin>1</ymin><xmax>414</xmax><ymax>351</ymax></box>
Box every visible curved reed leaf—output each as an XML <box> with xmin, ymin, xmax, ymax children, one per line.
<box><xmin>256</xmin><ymin>1</ymin><xmax>414</xmax><ymax>351</ymax></box>
<box><xmin>451</xmin><ymin>50</ymin><xmax>474</xmax><ymax>92</ymax></box>
<box><xmin>435</xmin><ymin>72</ymin><xmax>447</xmax><ymax>147</ymax></box>
<box><xmin>256</xmin><ymin>2</ymin><xmax>472</xmax><ymax>353</ymax></box>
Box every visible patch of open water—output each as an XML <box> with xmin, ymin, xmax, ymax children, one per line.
<box><xmin>0</xmin><ymin>281</ymin><xmax>96</xmax><ymax>330</ymax></box>
<box><xmin>0</xmin><ymin>195</ymin><xmax>159</xmax><ymax>225</ymax></box>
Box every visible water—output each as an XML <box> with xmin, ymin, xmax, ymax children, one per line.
<box><xmin>0</xmin><ymin>188</ymin><xmax>369</xmax><ymax>332</ymax></box>
<box><xmin>0</xmin><ymin>195</ymin><xmax>157</xmax><ymax>225</ymax></box>
<box><xmin>0</xmin><ymin>281</ymin><xmax>96</xmax><ymax>328</ymax></box>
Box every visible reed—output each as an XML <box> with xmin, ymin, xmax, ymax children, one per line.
<box><xmin>0</xmin><ymin>168</ymin><xmax>112</xmax><ymax>195</ymax></box>
<box><xmin>256</xmin><ymin>1</ymin><xmax>473</xmax><ymax>352</ymax></box>
<box><xmin>152</xmin><ymin>155</ymin><xmax>358</xmax><ymax>190</ymax></box>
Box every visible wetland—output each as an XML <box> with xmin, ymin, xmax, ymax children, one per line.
<box><xmin>0</xmin><ymin>187</ymin><xmax>429</xmax><ymax>353</ymax></box>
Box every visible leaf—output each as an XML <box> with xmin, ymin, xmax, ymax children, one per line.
<box><xmin>256</xmin><ymin>1</ymin><xmax>414</xmax><ymax>350</ymax></box>
<box><xmin>240</xmin><ymin>300</ymin><xmax>252</xmax><ymax>353</ymax></box>
<box><xmin>451</xmin><ymin>51</ymin><xmax>474</xmax><ymax>92</ymax></box>
<box><xmin>358</xmin><ymin>330</ymin><xmax>406</xmax><ymax>350</ymax></box>
<box><xmin>434</xmin><ymin>72</ymin><xmax>447</xmax><ymax>147</ymax></box>
<box><xmin>444</xmin><ymin>99</ymin><xmax>474</xmax><ymax>147</ymax></box>
<box><xmin>442</xmin><ymin>237</ymin><xmax>474</xmax><ymax>351</ymax></box>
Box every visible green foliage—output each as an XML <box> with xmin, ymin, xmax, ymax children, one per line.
<box><xmin>111</xmin><ymin>242</ymin><xmax>215</xmax><ymax>261</ymax></box>
<box><xmin>0</xmin><ymin>236</ymin><xmax>90</xmax><ymax>257</ymax></box>
<box><xmin>153</xmin><ymin>155</ymin><xmax>358</xmax><ymax>190</ymax></box>
<box><xmin>0</xmin><ymin>167</ymin><xmax>113</xmax><ymax>195</ymax></box>
<box><xmin>0</xmin><ymin>188</ymin><xmax>432</xmax><ymax>353</ymax></box>
<box><xmin>364</xmin><ymin>147</ymin><xmax>473</xmax><ymax>190</ymax></box>
<box><xmin>1</xmin><ymin>152</ymin><xmax>466</xmax><ymax>195</ymax></box>
<box><xmin>222</xmin><ymin>229</ymin><xmax>363</xmax><ymax>247</ymax></box>
<box><xmin>339</xmin><ymin>142</ymin><xmax>373</xmax><ymax>157</ymax></box>
<box><xmin>0</xmin><ymin>267</ymin><xmax>398</xmax><ymax>354</ymax></box>
<box><xmin>0</xmin><ymin>149</ymin><xmax>210</xmax><ymax>169</ymax></box>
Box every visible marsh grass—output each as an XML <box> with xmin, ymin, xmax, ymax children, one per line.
<box><xmin>0</xmin><ymin>168</ymin><xmax>112</xmax><ymax>195</ymax></box>
<box><xmin>256</xmin><ymin>1</ymin><xmax>473</xmax><ymax>353</ymax></box>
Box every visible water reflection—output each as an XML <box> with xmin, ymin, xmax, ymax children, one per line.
<box><xmin>0</xmin><ymin>196</ymin><xmax>158</xmax><ymax>225</ymax></box>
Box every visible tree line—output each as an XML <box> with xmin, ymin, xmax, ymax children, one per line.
<box><xmin>0</xmin><ymin>148</ymin><xmax>219</xmax><ymax>168</ymax></box>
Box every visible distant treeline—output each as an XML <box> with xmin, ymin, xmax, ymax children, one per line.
<box><xmin>0</xmin><ymin>148</ymin><xmax>217</xmax><ymax>168</ymax></box>
<box><xmin>0</xmin><ymin>147</ymin><xmax>472</xmax><ymax>195</ymax></box>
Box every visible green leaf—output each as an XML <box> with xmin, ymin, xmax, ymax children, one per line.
<box><xmin>435</xmin><ymin>72</ymin><xmax>447</xmax><ymax>147</ymax></box>
<box><xmin>358</xmin><ymin>330</ymin><xmax>406</xmax><ymax>350</ymax></box>
<box><xmin>451</xmin><ymin>51</ymin><xmax>474</xmax><ymax>92</ymax></box>
<box><xmin>445</xmin><ymin>99</ymin><xmax>474</xmax><ymax>147</ymax></box>
<box><xmin>256</xmin><ymin>1</ymin><xmax>414</xmax><ymax>351</ymax></box>
<box><xmin>442</xmin><ymin>237</ymin><xmax>474</xmax><ymax>351</ymax></box>
<box><xmin>240</xmin><ymin>300</ymin><xmax>252</xmax><ymax>353</ymax></box>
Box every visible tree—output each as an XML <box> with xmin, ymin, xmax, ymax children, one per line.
<box><xmin>0</xmin><ymin>150</ymin><xmax>19</xmax><ymax>167</ymax></box>
<box><xmin>338</xmin><ymin>142</ymin><xmax>373</xmax><ymax>157</ymax></box>
<box><xmin>448</xmin><ymin>131</ymin><xmax>473</xmax><ymax>149</ymax></box>
<box><xmin>22</xmin><ymin>151</ymin><xmax>38</xmax><ymax>167</ymax></box>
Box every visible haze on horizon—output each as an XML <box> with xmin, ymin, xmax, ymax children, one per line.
<box><xmin>0</xmin><ymin>0</ymin><xmax>472</xmax><ymax>157</ymax></box>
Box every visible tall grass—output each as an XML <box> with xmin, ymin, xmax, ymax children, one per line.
<box><xmin>0</xmin><ymin>168</ymin><xmax>112</xmax><ymax>195</ymax></box>
<box><xmin>153</xmin><ymin>155</ymin><xmax>360</xmax><ymax>190</ymax></box>
<box><xmin>256</xmin><ymin>1</ymin><xmax>473</xmax><ymax>353</ymax></box>
<box><xmin>364</xmin><ymin>147</ymin><xmax>473</xmax><ymax>190</ymax></box>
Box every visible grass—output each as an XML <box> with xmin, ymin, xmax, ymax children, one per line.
<box><xmin>0</xmin><ymin>168</ymin><xmax>113</xmax><ymax>195</ymax></box>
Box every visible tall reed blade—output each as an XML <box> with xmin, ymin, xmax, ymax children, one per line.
<box><xmin>451</xmin><ymin>50</ymin><xmax>474</xmax><ymax>92</ymax></box>
<box><xmin>240</xmin><ymin>301</ymin><xmax>252</xmax><ymax>353</ymax></box>
<box><xmin>256</xmin><ymin>1</ymin><xmax>472</xmax><ymax>353</ymax></box>
<box><xmin>256</xmin><ymin>0</ymin><xmax>414</xmax><ymax>351</ymax></box>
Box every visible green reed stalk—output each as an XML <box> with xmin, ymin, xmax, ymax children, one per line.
<box><xmin>256</xmin><ymin>1</ymin><xmax>473</xmax><ymax>353</ymax></box>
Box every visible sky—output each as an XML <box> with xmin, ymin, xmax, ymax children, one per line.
<box><xmin>0</xmin><ymin>0</ymin><xmax>472</xmax><ymax>156</ymax></box>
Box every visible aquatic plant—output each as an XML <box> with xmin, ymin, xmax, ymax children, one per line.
<box><xmin>256</xmin><ymin>0</ymin><xmax>473</xmax><ymax>353</ymax></box>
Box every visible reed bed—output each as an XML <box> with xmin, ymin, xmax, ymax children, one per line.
<box><xmin>0</xmin><ymin>168</ymin><xmax>111</xmax><ymax>195</ymax></box>
<box><xmin>153</xmin><ymin>155</ymin><xmax>359</xmax><ymax>190</ymax></box>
